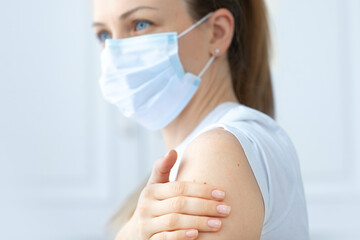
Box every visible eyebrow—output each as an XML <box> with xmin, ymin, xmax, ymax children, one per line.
<box><xmin>92</xmin><ymin>22</ymin><xmax>105</xmax><ymax>28</ymax></box>
<box><xmin>120</xmin><ymin>6</ymin><xmax>158</xmax><ymax>20</ymax></box>
<box><xmin>92</xmin><ymin>6</ymin><xmax>158</xmax><ymax>28</ymax></box>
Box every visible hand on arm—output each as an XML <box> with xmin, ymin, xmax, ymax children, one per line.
<box><xmin>115</xmin><ymin>149</ymin><xmax>232</xmax><ymax>240</ymax></box>
<box><xmin>176</xmin><ymin>127</ymin><xmax>265</xmax><ymax>240</ymax></box>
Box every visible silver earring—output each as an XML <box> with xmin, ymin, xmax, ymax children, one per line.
<box><xmin>214</xmin><ymin>49</ymin><xmax>220</xmax><ymax>55</ymax></box>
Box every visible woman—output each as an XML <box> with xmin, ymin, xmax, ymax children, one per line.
<box><xmin>92</xmin><ymin>0</ymin><xmax>310</xmax><ymax>239</ymax></box>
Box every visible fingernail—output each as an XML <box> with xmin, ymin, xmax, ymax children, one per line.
<box><xmin>217</xmin><ymin>205</ymin><xmax>231</xmax><ymax>215</ymax></box>
<box><xmin>186</xmin><ymin>229</ymin><xmax>198</xmax><ymax>238</ymax></box>
<box><xmin>208</xmin><ymin>219</ymin><xmax>222</xmax><ymax>228</ymax></box>
<box><xmin>212</xmin><ymin>190</ymin><xmax>225</xmax><ymax>199</ymax></box>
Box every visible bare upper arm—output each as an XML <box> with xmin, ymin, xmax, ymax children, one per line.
<box><xmin>176</xmin><ymin>127</ymin><xmax>265</xmax><ymax>240</ymax></box>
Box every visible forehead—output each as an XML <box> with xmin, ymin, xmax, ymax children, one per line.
<box><xmin>93</xmin><ymin>0</ymin><xmax>188</xmax><ymax>20</ymax></box>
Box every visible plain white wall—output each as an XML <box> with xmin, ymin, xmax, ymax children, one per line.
<box><xmin>267</xmin><ymin>0</ymin><xmax>360</xmax><ymax>239</ymax></box>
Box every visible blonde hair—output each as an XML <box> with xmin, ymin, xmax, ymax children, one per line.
<box><xmin>106</xmin><ymin>0</ymin><xmax>274</xmax><ymax>237</ymax></box>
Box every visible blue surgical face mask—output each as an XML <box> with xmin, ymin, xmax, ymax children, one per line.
<box><xmin>99</xmin><ymin>12</ymin><xmax>215</xmax><ymax>130</ymax></box>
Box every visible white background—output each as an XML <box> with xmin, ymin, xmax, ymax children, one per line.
<box><xmin>267</xmin><ymin>0</ymin><xmax>360</xmax><ymax>239</ymax></box>
<box><xmin>0</xmin><ymin>0</ymin><xmax>358</xmax><ymax>239</ymax></box>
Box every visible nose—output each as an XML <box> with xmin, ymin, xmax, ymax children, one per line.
<box><xmin>110</xmin><ymin>27</ymin><xmax>130</xmax><ymax>40</ymax></box>
<box><xmin>111</xmin><ymin>32</ymin><xmax>126</xmax><ymax>40</ymax></box>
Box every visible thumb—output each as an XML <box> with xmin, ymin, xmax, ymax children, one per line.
<box><xmin>147</xmin><ymin>149</ymin><xmax>178</xmax><ymax>185</ymax></box>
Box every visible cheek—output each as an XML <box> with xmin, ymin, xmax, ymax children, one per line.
<box><xmin>177</xmin><ymin>31</ymin><xmax>209</xmax><ymax>75</ymax></box>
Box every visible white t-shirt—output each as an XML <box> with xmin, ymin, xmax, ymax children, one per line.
<box><xmin>169</xmin><ymin>101</ymin><xmax>310</xmax><ymax>240</ymax></box>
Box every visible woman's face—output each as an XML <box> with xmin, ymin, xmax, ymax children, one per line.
<box><xmin>92</xmin><ymin>0</ymin><xmax>212</xmax><ymax>75</ymax></box>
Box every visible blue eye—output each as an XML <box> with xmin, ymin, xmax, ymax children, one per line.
<box><xmin>98</xmin><ymin>32</ymin><xmax>111</xmax><ymax>43</ymax></box>
<box><xmin>135</xmin><ymin>20</ymin><xmax>152</xmax><ymax>31</ymax></box>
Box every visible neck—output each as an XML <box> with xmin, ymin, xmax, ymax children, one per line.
<box><xmin>161</xmin><ymin>61</ymin><xmax>238</xmax><ymax>150</ymax></box>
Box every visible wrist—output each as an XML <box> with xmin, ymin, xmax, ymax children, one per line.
<box><xmin>114</xmin><ymin>217</ymin><xmax>136</xmax><ymax>240</ymax></box>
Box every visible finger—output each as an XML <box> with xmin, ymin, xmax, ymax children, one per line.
<box><xmin>149</xmin><ymin>213</ymin><xmax>222</xmax><ymax>234</ymax></box>
<box><xmin>149</xmin><ymin>181</ymin><xmax>226</xmax><ymax>201</ymax></box>
<box><xmin>149</xmin><ymin>229</ymin><xmax>199</xmax><ymax>240</ymax></box>
<box><xmin>151</xmin><ymin>196</ymin><xmax>231</xmax><ymax>218</ymax></box>
<box><xmin>147</xmin><ymin>150</ymin><xmax>178</xmax><ymax>185</ymax></box>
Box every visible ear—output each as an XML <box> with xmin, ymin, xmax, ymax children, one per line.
<box><xmin>207</xmin><ymin>8</ymin><xmax>235</xmax><ymax>57</ymax></box>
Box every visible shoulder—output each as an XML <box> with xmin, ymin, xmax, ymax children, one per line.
<box><xmin>176</xmin><ymin>127</ymin><xmax>265</xmax><ymax>239</ymax></box>
<box><xmin>188</xmin><ymin>127</ymin><xmax>243</xmax><ymax>154</ymax></box>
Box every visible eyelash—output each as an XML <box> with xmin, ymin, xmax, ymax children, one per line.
<box><xmin>95</xmin><ymin>20</ymin><xmax>154</xmax><ymax>44</ymax></box>
<box><xmin>96</xmin><ymin>31</ymin><xmax>111</xmax><ymax>43</ymax></box>
<box><xmin>132</xmin><ymin>20</ymin><xmax>154</xmax><ymax>32</ymax></box>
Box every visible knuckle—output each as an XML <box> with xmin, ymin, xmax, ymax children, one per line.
<box><xmin>142</xmin><ymin>185</ymin><xmax>153</xmax><ymax>198</ymax></box>
<box><xmin>175</xmin><ymin>230</ymin><xmax>184</xmax><ymax>240</ymax></box>
<box><xmin>173</xmin><ymin>181</ymin><xmax>186</xmax><ymax>195</ymax></box>
<box><xmin>172</xmin><ymin>196</ymin><xmax>186</xmax><ymax>212</ymax></box>
<box><xmin>166</xmin><ymin>213</ymin><xmax>179</xmax><ymax>228</ymax></box>
<box><xmin>160</xmin><ymin>232</ymin><xmax>170</xmax><ymax>240</ymax></box>
<box><xmin>159</xmin><ymin>232</ymin><xmax>168</xmax><ymax>240</ymax></box>
<box><xmin>204</xmin><ymin>200</ymin><xmax>214</xmax><ymax>214</ymax></box>
<box><xmin>194</xmin><ymin>216</ymin><xmax>203</xmax><ymax>229</ymax></box>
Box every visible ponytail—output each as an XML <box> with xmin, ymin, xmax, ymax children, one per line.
<box><xmin>186</xmin><ymin>0</ymin><xmax>275</xmax><ymax>118</ymax></box>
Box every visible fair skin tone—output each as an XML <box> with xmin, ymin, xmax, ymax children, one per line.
<box><xmin>93</xmin><ymin>0</ymin><xmax>265</xmax><ymax>239</ymax></box>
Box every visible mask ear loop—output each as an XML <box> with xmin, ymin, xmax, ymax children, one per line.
<box><xmin>176</xmin><ymin>12</ymin><xmax>216</xmax><ymax>78</ymax></box>
<box><xmin>178</xmin><ymin>12</ymin><xmax>213</xmax><ymax>39</ymax></box>
<box><xmin>198</xmin><ymin>48</ymin><xmax>220</xmax><ymax>78</ymax></box>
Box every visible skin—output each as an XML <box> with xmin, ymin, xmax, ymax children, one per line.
<box><xmin>93</xmin><ymin>0</ymin><xmax>265</xmax><ymax>239</ymax></box>
<box><xmin>177</xmin><ymin>128</ymin><xmax>265</xmax><ymax>239</ymax></box>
